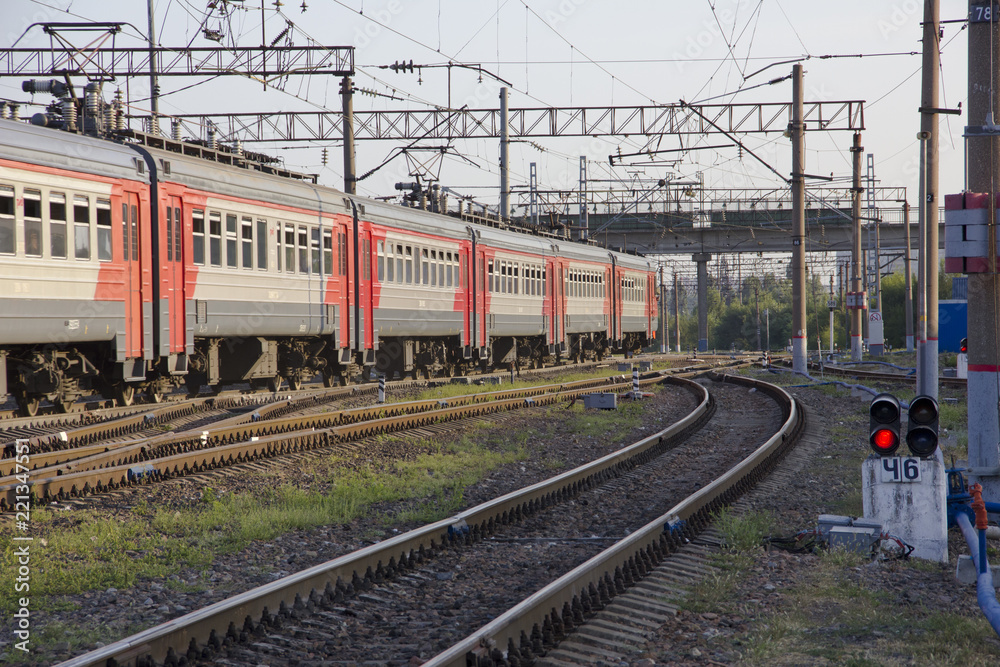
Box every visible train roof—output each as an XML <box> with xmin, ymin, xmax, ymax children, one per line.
<box><xmin>0</xmin><ymin>120</ymin><xmax>653</xmax><ymax>272</ymax></box>
<box><xmin>0</xmin><ymin>118</ymin><xmax>149</xmax><ymax>184</ymax></box>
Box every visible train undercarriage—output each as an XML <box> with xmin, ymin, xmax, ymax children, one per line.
<box><xmin>2</xmin><ymin>329</ymin><xmax>648</xmax><ymax>416</ymax></box>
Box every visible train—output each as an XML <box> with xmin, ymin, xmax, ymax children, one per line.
<box><xmin>0</xmin><ymin>111</ymin><xmax>658</xmax><ymax>417</ymax></box>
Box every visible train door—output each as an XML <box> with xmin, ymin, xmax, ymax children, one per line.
<box><xmin>165</xmin><ymin>195</ymin><xmax>185</xmax><ymax>359</ymax></box>
<box><xmin>335</xmin><ymin>223</ymin><xmax>350</xmax><ymax>353</ymax></box>
<box><xmin>361</xmin><ymin>227</ymin><xmax>374</xmax><ymax>357</ymax></box>
<box><xmin>477</xmin><ymin>248</ymin><xmax>488</xmax><ymax>349</ymax></box>
<box><xmin>553</xmin><ymin>262</ymin><xmax>565</xmax><ymax>351</ymax></box>
<box><xmin>121</xmin><ymin>191</ymin><xmax>143</xmax><ymax>361</ymax></box>
<box><xmin>648</xmin><ymin>274</ymin><xmax>655</xmax><ymax>338</ymax></box>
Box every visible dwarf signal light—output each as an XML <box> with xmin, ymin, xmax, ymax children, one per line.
<box><xmin>960</xmin><ymin>337</ymin><xmax>968</xmax><ymax>354</ymax></box>
<box><xmin>906</xmin><ymin>395</ymin><xmax>939</xmax><ymax>458</ymax></box>
<box><xmin>869</xmin><ymin>393</ymin><xmax>901</xmax><ymax>455</ymax></box>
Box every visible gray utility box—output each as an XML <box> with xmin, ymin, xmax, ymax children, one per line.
<box><xmin>639</xmin><ymin>361</ymin><xmax>653</xmax><ymax>371</ymax></box>
<box><xmin>617</xmin><ymin>363</ymin><xmax>632</xmax><ymax>372</ymax></box>
<box><xmin>828</xmin><ymin>526</ymin><xmax>881</xmax><ymax>555</ymax></box>
<box><xmin>583</xmin><ymin>393</ymin><xmax>618</xmax><ymax>410</ymax></box>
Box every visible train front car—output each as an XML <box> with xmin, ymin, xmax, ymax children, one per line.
<box><xmin>0</xmin><ymin>119</ymin><xmax>150</xmax><ymax>415</ymax></box>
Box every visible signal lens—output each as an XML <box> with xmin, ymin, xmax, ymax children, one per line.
<box><xmin>871</xmin><ymin>428</ymin><xmax>899</xmax><ymax>454</ymax></box>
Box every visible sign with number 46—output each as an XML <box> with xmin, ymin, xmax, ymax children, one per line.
<box><xmin>879</xmin><ymin>457</ymin><xmax>922</xmax><ymax>483</ymax></box>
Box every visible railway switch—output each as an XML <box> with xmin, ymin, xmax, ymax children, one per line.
<box><xmin>869</xmin><ymin>393</ymin><xmax>901</xmax><ymax>456</ymax></box>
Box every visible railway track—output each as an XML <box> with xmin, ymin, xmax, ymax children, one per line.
<box><xmin>2</xmin><ymin>360</ymin><xmax>746</xmax><ymax>511</ymax></box>
<box><xmin>56</xmin><ymin>370</ymin><xmax>800</xmax><ymax>666</ymax></box>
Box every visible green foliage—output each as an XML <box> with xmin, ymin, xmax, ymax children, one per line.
<box><xmin>683</xmin><ymin>263</ymin><xmax>953</xmax><ymax>352</ymax></box>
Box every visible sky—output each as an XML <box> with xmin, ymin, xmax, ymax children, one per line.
<box><xmin>0</xmin><ymin>0</ymin><xmax>973</xmax><ymax>218</ymax></box>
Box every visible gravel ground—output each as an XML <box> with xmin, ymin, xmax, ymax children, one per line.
<box><xmin>630</xmin><ymin>373</ymin><xmax>1000</xmax><ymax>667</ymax></box>
<box><xmin>5</xmin><ymin>370</ymin><xmax>1000</xmax><ymax>666</ymax></box>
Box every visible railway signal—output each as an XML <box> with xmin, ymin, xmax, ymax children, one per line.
<box><xmin>906</xmin><ymin>395</ymin><xmax>939</xmax><ymax>458</ymax></box>
<box><xmin>960</xmin><ymin>337</ymin><xmax>967</xmax><ymax>354</ymax></box>
<box><xmin>869</xmin><ymin>393</ymin><xmax>901</xmax><ymax>455</ymax></box>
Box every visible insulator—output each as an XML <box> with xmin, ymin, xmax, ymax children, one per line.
<box><xmin>234</xmin><ymin>139</ymin><xmax>244</xmax><ymax>158</ymax></box>
<box><xmin>61</xmin><ymin>98</ymin><xmax>77</xmax><ymax>131</ymax></box>
<box><xmin>207</xmin><ymin>123</ymin><xmax>217</xmax><ymax>150</ymax></box>
<box><xmin>149</xmin><ymin>115</ymin><xmax>160</xmax><ymax>136</ymax></box>
<box><xmin>0</xmin><ymin>102</ymin><xmax>7</xmax><ymax>119</ymax></box>
<box><xmin>84</xmin><ymin>82</ymin><xmax>101</xmax><ymax>117</ymax></box>
<box><xmin>10</xmin><ymin>105</ymin><xmax>20</xmax><ymax>120</ymax></box>
<box><xmin>104</xmin><ymin>104</ymin><xmax>114</xmax><ymax>132</ymax></box>
<box><xmin>171</xmin><ymin>119</ymin><xmax>182</xmax><ymax>141</ymax></box>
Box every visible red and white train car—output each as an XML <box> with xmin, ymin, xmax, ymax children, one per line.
<box><xmin>0</xmin><ymin>117</ymin><xmax>657</xmax><ymax>415</ymax></box>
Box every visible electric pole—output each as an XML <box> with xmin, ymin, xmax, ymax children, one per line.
<box><xmin>965</xmin><ymin>0</ymin><xmax>1000</xmax><ymax>502</ymax></box>
<box><xmin>918</xmin><ymin>0</ymin><xmax>940</xmax><ymax>396</ymax></box>
<box><xmin>851</xmin><ymin>132</ymin><xmax>864</xmax><ymax>361</ymax></box>
<box><xmin>791</xmin><ymin>63</ymin><xmax>807</xmax><ymax>373</ymax></box>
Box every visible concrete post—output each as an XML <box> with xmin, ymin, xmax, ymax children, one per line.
<box><xmin>790</xmin><ymin>64</ymin><xmax>807</xmax><ymax>373</ymax></box>
<box><xmin>693</xmin><ymin>253</ymin><xmax>710</xmax><ymax>352</ymax></box>
<box><xmin>919</xmin><ymin>0</ymin><xmax>940</xmax><ymax>398</ymax></box>
<box><xmin>341</xmin><ymin>77</ymin><xmax>357</xmax><ymax>195</ymax></box>
<box><xmin>851</xmin><ymin>133</ymin><xmax>864</xmax><ymax>361</ymax></box>
<box><xmin>966</xmin><ymin>0</ymin><xmax>1000</xmax><ymax>502</ymax></box>
<box><xmin>499</xmin><ymin>87</ymin><xmax>509</xmax><ymax>222</ymax></box>
<box><xmin>674</xmin><ymin>272</ymin><xmax>681</xmax><ymax>353</ymax></box>
<box><xmin>903</xmin><ymin>201</ymin><xmax>915</xmax><ymax>352</ymax></box>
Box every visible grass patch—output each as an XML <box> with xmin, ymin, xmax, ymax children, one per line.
<box><xmin>0</xmin><ymin>426</ymin><xmax>528</xmax><ymax>613</ymax></box>
<box><xmin>737</xmin><ymin>551</ymin><xmax>1000</xmax><ymax>666</ymax></box>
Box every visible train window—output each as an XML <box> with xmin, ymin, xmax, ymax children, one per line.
<box><xmin>429</xmin><ymin>250</ymin><xmax>437</xmax><ymax>286</ymax></box>
<box><xmin>121</xmin><ymin>203</ymin><xmax>128</xmax><ymax>260</ymax></box>
<box><xmin>513</xmin><ymin>264</ymin><xmax>519</xmax><ymax>295</ymax></box>
<box><xmin>362</xmin><ymin>238</ymin><xmax>371</xmax><ymax>280</ymax></box>
<box><xmin>241</xmin><ymin>217</ymin><xmax>253</xmax><ymax>269</ymax></box>
<box><xmin>131</xmin><ymin>205</ymin><xmax>138</xmax><ymax>261</ymax></box>
<box><xmin>311</xmin><ymin>228</ymin><xmax>321</xmax><ymax>275</ymax></box>
<box><xmin>323</xmin><ymin>230</ymin><xmax>333</xmax><ymax>275</ymax></box>
<box><xmin>21</xmin><ymin>189</ymin><xmax>41</xmax><ymax>257</ymax></box>
<box><xmin>166</xmin><ymin>206</ymin><xmax>173</xmax><ymax>261</ymax></box>
<box><xmin>284</xmin><ymin>225</ymin><xmax>295</xmax><ymax>272</ymax></box>
<box><xmin>173</xmin><ymin>207</ymin><xmax>181</xmax><ymax>262</ymax></box>
<box><xmin>209</xmin><ymin>212</ymin><xmax>222</xmax><ymax>266</ymax></box>
<box><xmin>49</xmin><ymin>192</ymin><xmax>67</xmax><ymax>259</ymax></box>
<box><xmin>421</xmin><ymin>248</ymin><xmax>429</xmax><ymax>285</ymax></box>
<box><xmin>0</xmin><ymin>185</ymin><xmax>13</xmax><ymax>255</ymax></box>
<box><xmin>72</xmin><ymin>194</ymin><xmax>89</xmax><ymax>260</ymax></box>
<box><xmin>395</xmin><ymin>244</ymin><xmax>403</xmax><ymax>283</ymax></box>
<box><xmin>439</xmin><ymin>255</ymin><xmax>445</xmax><ymax>287</ymax></box>
<box><xmin>192</xmin><ymin>210</ymin><xmax>205</xmax><ymax>265</ymax></box>
<box><xmin>446</xmin><ymin>252</ymin><xmax>453</xmax><ymax>287</ymax></box>
<box><xmin>338</xmin><ymin>232</ymin><xmax>348</xmax><ymax>276</ymax></box>
<box><xmin>377</xmin><ymin>240</ymin><xmax>385</xmax><ymax>281</ymax></box>
<box><xmin>385</xmin><ymin>242</ymin><xmax>394</xmax><ymax>282</ymax></box>
<box><xmin>97</xmin><ymin>199</ymin><xmax>112</xmax><ymax>262</ymax></box>
<box><xmin>298</xmin><ymin>227</ymin><xmax>309</xmax><ymax>274</ymax></box>
<box><xmin>275</xmin><ymin>223</ymin><xmax>282</xmax><ymax>271</ymax></box>
<box><xmin>226</xmin><ymin>214</ymin><xmax>238</xmax><ymax>268</ymax></box>
<box><xmin>487</xmin><ymin>260</ymin><xmax>494</xmax><ymax>292</ymax></box>
<box><xmin>405</xmin><ymin>245</ymin><xmax>413</xmax><ymax>283</ymax></box>
<box><xmin>257</xmin><ymin>220</ymin><xmax>267</xmax><ymax>270</ymax></box>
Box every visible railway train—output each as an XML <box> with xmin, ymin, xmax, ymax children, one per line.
<box><xmin>0</xmin><ymin>105</ymin><xmax>658</xmax><ymax>417</ymax></box>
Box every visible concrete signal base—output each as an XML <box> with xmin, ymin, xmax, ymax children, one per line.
<box><xmin>862</xmin><ymin>453</ymin><xmax>949</xmax><ymax>563</ymax></box>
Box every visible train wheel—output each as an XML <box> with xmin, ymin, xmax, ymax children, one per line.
<box><xmin>149</xmin><ymin>390</ymin><xmax>165</xmax><ymax>403</ymax></box>
<box><xmin>18</xmin><ymin>395</ymin><xmax>41</xmax><ymax>417</ymax></box>
<box><xmin>321</xmin><ymin>372</ymin><xmax>335</xmax><ymax>388</ymax></box>
<box><xmin>114</xmin><ymin>384</ymin><xmax>135</xmax><ymax>407</ymax></box>
<box><xmin>185</xmin><ymin>376</ymin><xmax>204</xmax><ymax>397</ymax></box>
<box><xmin>287</xmin><ymin>376</ymin><xmax>302</xmax><ymax>391</ymax></box>
<box><xmin>267</xmin><ymin>376</ymin><xmax>283</xmax><ymax>393</ymax></box>
<box><xmin>54</xmin><ymin>397</ymin><xmax>74</xmax><ymax>414</ymax></box>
